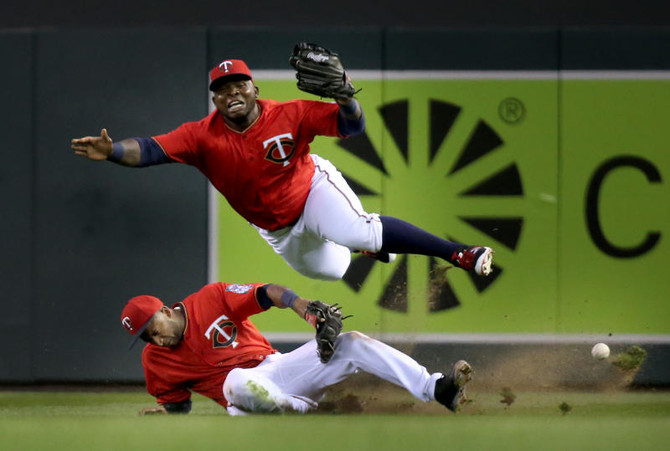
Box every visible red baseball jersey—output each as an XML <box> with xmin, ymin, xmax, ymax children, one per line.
<box><xmin>153</xmin><ymin>99</ymin><xmax>341</xmax><ymax>231</ymax></box>
<box><xmin>141</xmin><ymin>282</ymin><xmax>277</xmax><ymax>407</ymax></box>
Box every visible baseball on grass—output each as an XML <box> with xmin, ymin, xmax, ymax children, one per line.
<box><xmin>591</xmin><ymin>343</ymin><xmax>610</xmax><ymax>360</ymax></box>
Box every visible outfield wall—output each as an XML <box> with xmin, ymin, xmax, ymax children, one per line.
<box><xmin>0</xmin><ymin>28</ymin><xmax>668</xmax><ymax>384</ymax></box>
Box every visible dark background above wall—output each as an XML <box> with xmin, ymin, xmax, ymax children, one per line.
<box><xmin>1</xmin><ymin>0</ymin><xmax>670</xmax><ymax>28</ymax></box>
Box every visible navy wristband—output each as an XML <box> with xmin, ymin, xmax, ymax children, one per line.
<box><xmin>338</xmin><ymin>99</ymin><xmax>359</xmax><ymax>116</ymax></box>
<box><xmin>108</xmin><ymin>142</ymin><xmax>124</xmax><ymax>162</ymax></box>
<box><xmin>281</xmin><ymin>290</ymin><xmax>299</xmax><ymax>308</ymax></box>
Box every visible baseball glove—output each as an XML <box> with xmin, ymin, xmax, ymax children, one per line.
<box><xmin>304</xmin><ymin>300</ymin><xmax>344</xmax><ymax>363</ymax></box>
<box><xmin>289</xmin><ymin>42</ymin><xmax>356</xmax><ymax>100</ymax></box>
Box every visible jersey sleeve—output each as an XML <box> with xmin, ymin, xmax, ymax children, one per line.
<box><xmin>142</xmin><ymin>348</ymin><xmax>191</xmax><ymax>405</ymax></box>
<box><xmin>152</xmin><ymin>121</ymin><xmax>202</xmax><ymax>166</ymax></box>
<box><xmin>298</xmin><ymin>100</ymin><xmax>340</xmax><ymax>138</ymax></box>
<box><xmin>210</xmin><ymin>282</ymin><xmax>268</xmax><ymax>321</ymax></box>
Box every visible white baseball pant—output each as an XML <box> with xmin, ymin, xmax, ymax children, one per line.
<box><xmin>255</xmin><ymin>154</ymin><xmax>383</xmax><ymax>281</ymax></box>
<box><xmin>222</xmin><ymin>331</ymin><xmax>443</xmax><ymax>415</ymax></box>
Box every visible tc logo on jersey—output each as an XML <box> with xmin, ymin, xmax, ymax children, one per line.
<box><xmin>263</xmin><ymin>133</ymin><xmax>295</xmax><ymax>167</ymax></box>
<box><xmin>205</xmin><ymin>314</ymin><xmax>239</xmax><ymax>349</ymax></box>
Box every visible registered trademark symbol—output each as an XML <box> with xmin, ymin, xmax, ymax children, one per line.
<box><xmin>499</xmin><ymin>98</ymin><xmax>525</xmax><ymax>124</ymax></box>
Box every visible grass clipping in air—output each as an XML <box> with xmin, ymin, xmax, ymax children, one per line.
<box><xmin>612</xmin><ymin>345</ymin><xmax>647</xmax><ymax>371</ymax></box>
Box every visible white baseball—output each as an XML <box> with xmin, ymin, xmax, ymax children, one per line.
<box><xmin>591</xmin><ymin>343</ymin><xmax>610</xmax><ymax>360</ymax></box>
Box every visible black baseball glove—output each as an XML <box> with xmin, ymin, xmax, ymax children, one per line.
<box><xmin>304</xmin><ymin>300</ymin><xmax>344</xmax><ymax>363</ymax></box>
<box><xmin>289</xmin><ymin>42</ymin><xmax>356</xmax><ymax>100</ymax></box>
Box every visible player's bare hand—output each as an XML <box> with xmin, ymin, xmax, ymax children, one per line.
<box><xmin>138</xmin><ymin>406</ymin><xmax>168</xmax><ymax>415</ymax></box>
<box><xmin>71</xmin><ymin>128</ymin><xmax>113</xmax><ymax>161</ymax></box>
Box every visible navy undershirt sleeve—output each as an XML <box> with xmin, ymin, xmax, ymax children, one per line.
<box><xmin>337</xmin><ymin>106</ymin><xmax>366</xmax><ymax>137</ymax></box>
<box><xmin>256</xmin><ymin>284</ymin><xmax>274</xmax><ymax>310</ymax></box>
<box><xmin>135</xmin><ymin>137</ymin><xmax>172</xmax><ymax>167</ymax></box>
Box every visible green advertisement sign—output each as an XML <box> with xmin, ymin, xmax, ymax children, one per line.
<box><xmin>559</xmin><ymin>80</ymin><xmax>669</xmax><ymax>334</ymax></box>
<box><xmin>217</xmin><ymin>77</ymin><xmax>668</xmax><ymax>334</ymax></box>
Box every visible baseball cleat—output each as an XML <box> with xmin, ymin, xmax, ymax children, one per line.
<box><xmin>451</xmin><ymin>246</ymin><xmax>493</xmax><ymax>276</ymax></box>
<box><xmin>357</xmin><ymin>250</ymin><xmax>397</xmax><ymax>264</ymax></box>
<box><xmin>434</xmin><ymin>360</ymin><xmax>473</xmax><ymax>412</ymax></box>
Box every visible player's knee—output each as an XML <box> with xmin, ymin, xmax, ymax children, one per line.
<box><xmin>224</xmin><ymin>369</ymin><xmax>282</xmax><ymax>413</ymax></box>
<box><xmin>319</xmin><ymin>265</ymin><xmax>348</xmax><ymax>281</ymax></box>
<box><xmin>340</xmin><ymin>331</ymin><xmax>367</xmax><ymax>341</ymax></box>
<box><xmin>346</xmin><ymin>214</ymin><xmax>383</xmax><ymax>252</ymax></box>
<box><xmin>295</xmin><ymin>268</ymin><xmax>343</xmax><ymax>281</ymax></box>
<box><xmin>223</xmin><ymin>368</ymin><xmax>250</xmax><ymax>405</ymax></box>
<box><xmin>336</xmin><ymin>331</ymin><xmax>369</xmax><ymax>351</ymax></box>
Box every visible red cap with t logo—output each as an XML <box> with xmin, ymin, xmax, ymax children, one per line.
<box><xmin>209</xmin><ymin>59</ymin><xmax>253</xmax><ymax>91</ymax></box>
<box><xmin>120</xmin><ymin>295</ymin><xmax>163</xmax><ymax>349</ymax></box>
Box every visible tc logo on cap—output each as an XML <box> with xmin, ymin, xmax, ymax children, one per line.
<box><xmin>120</xmin><ymin>295</ymin><xmax>164</xmax><ymax>337</ymax></box>
<box><xmin>122</xmin><ymin>316</ymin><xmax>133</xmax><ymax>332</ymax></box>
<box><xmin>209</xmin><ymin>59</ymin><xmax>253</xmax><ymax>91</ymax></box>
<box><xmin>219</xmin><ymin>61</ymin><xmax>234</xmax><ymax>72</ymax></box>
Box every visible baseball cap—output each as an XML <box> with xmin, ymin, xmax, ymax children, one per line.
<box><xmin>120</xmin><ymin>295</ymin><xmax>164</xmax><ymax>349</ymax></box>
<box><xmin>209</xmin><ymin>59</ymin><xmax>253</xmax><ymax>91</ymax></box>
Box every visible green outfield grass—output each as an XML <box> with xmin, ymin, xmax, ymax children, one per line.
<box><xmin>1</xmin><ymin>388</ymin><xmax>669</xmax><ymax>450</ymax></box>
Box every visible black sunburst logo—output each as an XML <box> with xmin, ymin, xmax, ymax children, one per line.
<box><xmin>338</xmin><ymin>98</ymin><xmax>524</xmax><ymax>313</ymax></box>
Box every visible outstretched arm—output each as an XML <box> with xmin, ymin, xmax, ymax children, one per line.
<box><xmin>72</xmin><ymin>129</ymin><xmax>171</xmax><ymax>167</ymax></box>
<box><xmin>72</xmin><ymin>129</ymin><xmax>141</xmax><ymax>166</ymax></box>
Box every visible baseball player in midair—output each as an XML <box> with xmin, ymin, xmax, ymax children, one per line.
<box><xmin>72</xmin><ymin>43</ymin><xmax>493</xmax><ymax>281</ymax></box>
<box><xmin>121</xmin><ymin>281</ymin><xmax>472</xmax><ymax>415</ymax></box>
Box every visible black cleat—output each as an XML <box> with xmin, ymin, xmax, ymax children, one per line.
<box><xmin>434</xmin><ymin>360</ymin><xmax>472</xmax><ymax>412</ymax></box>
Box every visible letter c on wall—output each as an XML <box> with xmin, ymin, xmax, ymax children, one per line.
<box><xmin>585</xmin><ymin>156</ymin><xmax>662</xmax><ymax>258</ymax></box>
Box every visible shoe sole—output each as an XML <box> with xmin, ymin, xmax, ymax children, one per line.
<box><xmin>451</xmin><ymin>360</ymin><xmax>473</xmax><ymax>388</ymax></box>
<box><xmin>475</xmin><ymin>247</ymin><xmax>494</xmax><ymax>276</ymax></box>
<box><xmin>449</xmin><ymin>360</ymin><xmax>473</xmax><ymax>412</ymax></box>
